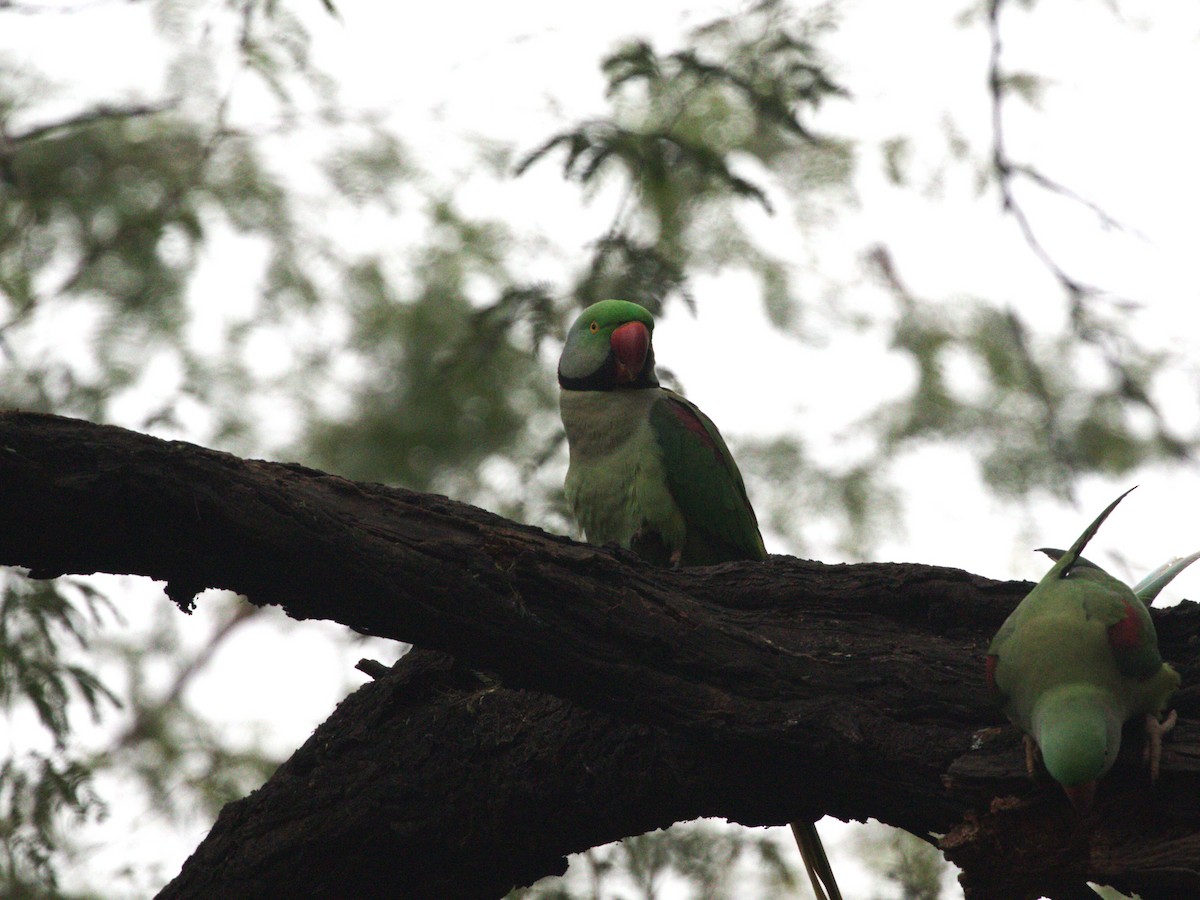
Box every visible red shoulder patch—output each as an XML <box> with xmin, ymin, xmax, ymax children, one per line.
<box><xmin>667</xmin><ymin>398</ymin><xmax>719</xmax><ymax>452</ymax></box>
<box><xmin>1107</xmin><ymin>600</ymin><xmax>1143</xmax><ymax>653</ymax></box>
<box><xmin>985</xmin><ymin>654</ymin><xmax>999</xmax><ymax>695</ymax></box>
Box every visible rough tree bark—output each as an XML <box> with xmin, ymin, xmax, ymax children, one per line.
<box><xmin>1</xmin><ymin>410</ymin><xmax>1199</xmax><ymax>899</ymax></box>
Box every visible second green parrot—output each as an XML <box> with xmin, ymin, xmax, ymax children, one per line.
<box><xmin>986</xmin><ymin>489</ymin><xmax>1191</xmax><ymax>812</ymax></box>
<box><xmin>558</xmin><ymin>299</ymin><xmax>840</xmax><ymax>900</ymax></box>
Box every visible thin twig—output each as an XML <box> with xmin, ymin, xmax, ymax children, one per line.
<box><xmin>1011</xmin><ymin>162</ymin><xmax>1145</xmax><ymax>239</ymax></box>
<box><xmin>7</xmin><ymin>102</ymin><xmax>175</xmax><ymax>145</ymax></box>
<box><xmin>986</xmin><ymin>0</ymin><xmax>1124</xmax><ymax>312</ymax></box>
<box><xmin>0</xmin><ymin>0</ymin><xmax>118</xmax><ymax>13</ymax></box>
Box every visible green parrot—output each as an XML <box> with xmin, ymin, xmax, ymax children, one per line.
<box><xmin>558</xmin><ymin>299</ymin><xmax>841</xmax><ymax>900</ymax></box>
<box><xmin>558</xmin><ymin>299</ymin><xmax>765</xmax><ymax>566</ymax></box>
<box><xmin>986</xmin><ymin>488</ymin><xmax>1191</xmax><ymax>813</ymax></box>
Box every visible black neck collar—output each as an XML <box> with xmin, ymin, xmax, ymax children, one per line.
<box><xmin>558</xmin><ymin>348</ymin><xmax>659</xmax><ymax>392</ymax></box>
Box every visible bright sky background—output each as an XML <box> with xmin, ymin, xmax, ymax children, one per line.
<box><xmin>7</xmin><ymin>1</ymin><xmax>1200</xmax><ymax>897</ymax></box>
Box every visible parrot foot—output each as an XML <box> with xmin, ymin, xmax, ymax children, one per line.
<box><xmin>1143</xmin><ymin>709</ymin><xmax>1177</xmax><ymax>783</ymax></box>
<box><xmin>1023</xmin><ymin>734</ymin><xmax>1040</xmax><ymax>777</ymax></box>
<box><xmin>668</xmin><ymin>548</ymin><xmax>682</xmax><ymax>567</ymax></box>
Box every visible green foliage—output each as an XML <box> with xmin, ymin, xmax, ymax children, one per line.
<box><xmin>518</xmin><ymin>0</ymin><xmax>850</xmax><ymax>314</ymax></box>
<box><xmin>1</xmin><ymin>110</ymin><xmax>206</xmax><ymax>415</ymax></box>
<box><xmin>0</xmin><ymin>579</ymin><xmax>118</xmax><ymax>738</ymax></box>
<box><xmin>738</xmin><ymin>436</ymin><xmax>899</xmax><ymax>557</ymax></box>
<box><xmin>0</xmin><ymin>102</ymin><xmax>293</xmax><ymax>432</ymax></box>
<box><xmin>856</xmin><ymin>825</ymin><xmax>947</xmax><ymax>899</ymax></box>
<box><xmin>509</xmin><ymin>822</ymin><xmax>802</xmax><ymax>900</ymax></box>
<box><xmin>2</xmin><ymin>0</ymin><xmax>1199</xmax><ymax>895</ymax></box>
<box><xmin>999</xmin><ymin>71</ymin><xmax>1045</xmax><ymax>108</ymax></box>
<box><xmin>874</xmin><ymin>299</ymin><xmax>1192</xmax><ymax>499</ymax></box>
<box><xmin>0</xmin><ymin>0</ymin><xmax>358</xmax><ymax>891</ymax></box>
<box><xmin>304</xmin><ymin>215</ymin><xmax>557</xmax><ymax>493</ymax></box>
<box><xmin>3</xmin><ymin>111</ymin><xmax>201</xmax><ymax>312</ymax></box>
<box><xmin>573</xmin><ymin>234</ymin><xmax>692</xmax><ymax>317</ymax></box>
<box><xmin>0</xmin><ymin>754</ymin><xmax>99</xmax><ymax>899</ymax></box>
<box><xmin>322</xmin><ymin>132</ymin><xmax>410</xmax><ymax>208</ymax></box>
<box><xmin>0</xmin><ymin>576</ymin><xmax>116</xmax><ymax>891</ymax></box>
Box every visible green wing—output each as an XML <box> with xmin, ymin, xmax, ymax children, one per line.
<box><xmin>649</xmin><ymin>389</ymin><xmax>766</xmax><ymax>565</ymax></box>
<box><xmin>1070</xmin><ymin>571</ymin><xmax>1164</xmax><ymax>679</ymax></box>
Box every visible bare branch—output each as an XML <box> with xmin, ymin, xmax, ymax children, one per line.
<box><xmin>986</xmin><ymin>0</ymin><xmax>1126</xmax><ymax>311</ymax></box>
<box><xmin>5</xmin><ymin>101</ymin><xmax>175</xmax><ymax>146</ymax></box>
<box><xmin>1011</xmin><ymin>162</ymin><xmax>1145</xmax><ymax>239</ymax></box>
<box><xmin>0</xmin><ymin>0</ymin><xmax>119</xmax><ymax>14</ymax></box>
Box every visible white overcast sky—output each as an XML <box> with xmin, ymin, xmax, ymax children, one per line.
<box><xmin>7</xmin><ymin>1</ymin><xmax>1200</xmax><ymax>897</ymax></box>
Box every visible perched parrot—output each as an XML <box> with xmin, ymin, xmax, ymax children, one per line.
<box><xmin>986</xmin><ymin>488</ymin><xmax>1192</xmax><ymax>813</ymax></box>
<box><xmin>558</xmin><ymin>299</ymin><xmax>841</xmax><ymax>900</ymax></box>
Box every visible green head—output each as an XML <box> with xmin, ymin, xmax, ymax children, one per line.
<box><xmin>558</xmin><ymin>300</ymin><xmax>659</xmax><ymax>391</ymax></box>
<box><xmin>1033</xmin><ymin>685</ymin><xmax>1120</xmax><ymax>813</ymax></box>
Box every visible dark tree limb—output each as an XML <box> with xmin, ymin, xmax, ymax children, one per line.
<box><xmin>2</xmin><ymin>411</ymin><xmax>1200</xmax><ymax>898</ymax></box>
<box><xmin>158</xmin><ymin>648</ymin><xmax>740</xmax><ymax>899</ymax></box>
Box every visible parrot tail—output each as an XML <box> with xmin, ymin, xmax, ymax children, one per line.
<box><xmin>790</xmin><ymin>819</ymin><xmax>841</xmax><ymax>900</ymax></box>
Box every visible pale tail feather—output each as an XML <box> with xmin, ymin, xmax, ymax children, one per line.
<box><xmin>1133</xmin><ymin>550</ymin><xmax>1200</xmax><ymax>606</ymax></box>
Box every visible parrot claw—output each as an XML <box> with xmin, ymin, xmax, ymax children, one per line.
<box><xmin>668</xmin><ymin>548</ymin><xmax>682</xmax><ymax>567</ymax></box>
<box><xmin>1023</xmin><ymin>734</ymin><xmax>1040</xmax><ymax>777</ymax></box>
<box><xmin>1143</xmin><ymin>709</ymin><xmax>1177</xmax><ymax>783</ymax></box>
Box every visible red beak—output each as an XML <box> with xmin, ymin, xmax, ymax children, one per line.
<box><xmin>1063</xmin><ymin>781</ymin><xmax>1095</xmax><ymax>814</ymax></box>
<box><xmin>610</xmin><ymin>321</ymin><xmax>650</xmax><ymax>384</ymax></box>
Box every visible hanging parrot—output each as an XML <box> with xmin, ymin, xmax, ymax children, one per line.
<box><xmin>558</xmin><ymin>299</ymin><xmax>842</xmax><ymax>900</ymax></box>
<box><xmin>986</xmin><ymin>488</ymin><xmax>1192</xmax><ymax>813</ymax></box>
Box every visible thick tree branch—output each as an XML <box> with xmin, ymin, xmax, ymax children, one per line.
<box><xmin>159</xmin><ymin>648</ymin><xmax>738</xmax><ymax>899</ymax></box>
<box><xmin>2</xmin><ymin>410</ymin><xmax>1200</xmax><ymax>898</ymax></box>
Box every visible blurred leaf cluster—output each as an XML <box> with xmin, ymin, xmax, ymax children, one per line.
<box><xmin>521</xmin><ymin>0</ymin><xmax>850</xmax><ymax>314</ymax></box>
<box><xmin>510</xmin><ymin>821</ymin><xmax>950</xmax><ymax>900</ymax></box>
<box><xmin>508</xmin><ymin>823</ymin><xmax>803</xmax><ymax>900</ymax></box>
<box><xmin>877</xmin><ymin>291</ymin><xmax>1190</xmax><ymax>499</ymax></box>
<box><xmin>0</xmin><ymin>576</ymin><xmax>113</xmax><ymax>896</ymax></box>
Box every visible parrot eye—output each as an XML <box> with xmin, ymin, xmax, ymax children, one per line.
<box><xmin>589</xmin><ymin>321</ymin><xmax>600</xmax><ymax>334</ymax></box>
